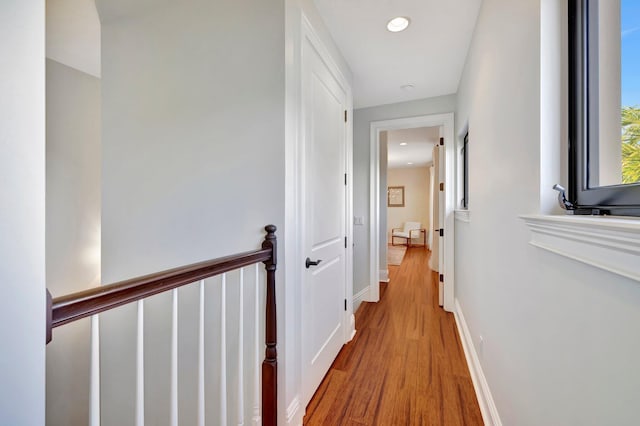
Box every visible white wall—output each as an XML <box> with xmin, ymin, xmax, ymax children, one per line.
<box><xmin>46</xmin><ymin>0</ymin><xmax>101</xmax><ymax>77</ymax></box>
<box><xmin>456</xmin><ymin>0</ymin><xmax>640</xmax><ymax>424</ymax></box>
<box><xmin>0</xmin><ymin>1</ymin><xmax>46</xmax><ymax>424</ymax></box>
<box><xmin>96</xmin><ymin>0</ymin><xmax>285</xmax><ymax>423</ymax></box>
<box><xmin>45</xmin><ymin>58</ymin><xmax>101</xmax><ymax>426</ymax></box>
<box><xmin>97</xmin><ymin>0</ymin><xmax>286</xmax><ymax>280</ymax></box>
<box><xmin>387</xmin><ymin>167</ymin><xmax>431</xmax><ymax>244</ymax></box>
<box><xmin>353</xmin><ymin>95</ymin><xmax>456</xmax><ymax>297</ymax></box>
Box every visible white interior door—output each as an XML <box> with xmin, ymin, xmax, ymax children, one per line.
<box><xmin>301</xmin><ymin>37</ymin><xmax>347</xmax><ymax>406</ymax></box>
<box><xmin>438</xmin><ymin>135</ymin><xmax>446</xmax><ymax>306</ymax></box>
<box><xmin>431</xmin><ymin>145</ymin><xmax>440</xmax><ymax>273</ymax></box>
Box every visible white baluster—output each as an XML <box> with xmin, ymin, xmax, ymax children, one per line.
<box><xmin>220</xmin><ymin>274</ymin><xmax>228</xmax><ymax>425</ymax></box>
<box><xmin>170</xmin><ymin>289</ymin><xmax>178</xmax><ymax>426</ymax></box>
<box><xmin>136</xmin><ymin>300</ymin><xmax>144</xmax><ymax>426</ymax></box>
<box><xmin>252</xmin><ymin>264</ymin><xmax>261</xmax><ymax>425</ymax></box>
<box><xmin>198</xmin><ymin>280</ymin><xmax>206</xmax><ymax>426</ymax></box>
<box><xmin>237</xmin><ymin>269</ymin><xmax>245</xmax><ymax>426</ymax></box>
<box><xmin>90</xmin><ymin>314</ymin><xmax>100</xmax><ymax>426</ymax></box>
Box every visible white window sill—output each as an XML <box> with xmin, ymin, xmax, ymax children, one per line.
<box><xmin>520</xmin><ymin>214</ymin><xmax>640</xmax><ymax>282</ymax></box>
<box><xmin>455</xmin><ymin>209</ymin><xmax>471</xmax><ymax>223</ymax></box>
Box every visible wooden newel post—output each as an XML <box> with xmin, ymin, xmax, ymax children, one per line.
<box><xmin>262</xmin><ymin>225</ymin><xmax>277</xmax><ymax>426</ymax></box>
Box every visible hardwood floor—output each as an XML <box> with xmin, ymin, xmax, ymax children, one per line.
<box><xmin>303</xmin><ymin>247</ymin><xmax>483</xmax><ymax>425</ymax></box>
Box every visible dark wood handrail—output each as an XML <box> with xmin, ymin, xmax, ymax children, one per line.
<box><xmin>45</xmin><ymin>224</ymin><xmax>278</xmax><ymax>426</ymax></box>
<box><xmin>50</xmin><ymin>248</ymin><xmax>271</xmax><ymax>329</ymax></box>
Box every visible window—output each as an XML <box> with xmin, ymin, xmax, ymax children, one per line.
<box><xmin>569</xmin><ymin>0</ymin><xmax>640</xmax><ymax>216</ymax></box>
<box><xmin>461</xmin><ymin>132</ymin><xmax>469</xmax><ymax>209</ymax></box>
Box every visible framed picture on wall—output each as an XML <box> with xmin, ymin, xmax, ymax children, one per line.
<box><xmin>388</xmin><ymin>186</ymin><xmax>405</xmax><ymax>207</ymax></box>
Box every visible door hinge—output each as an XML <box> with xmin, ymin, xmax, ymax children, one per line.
<box><xmin>344</xmin><ymin>236</ymin><xmax>347</xmax><ymax>248</ymax></box>
<box><xmin>439</xmin><ymin>137</ymin><xmax>444</xmax><ymax>146</ymax></box>
<box><xmin>439</xmin><ymin>274</ymin><xmax>444</xmax><ymax>283</ymax></box>
<box><xmin>344</xmin><ymin>110</ymin><xmax>347</xmax><ymax>123</ymax></box>
<box><xmin>344</xmin><ymin>299</ymin><xmax>347</xmax><ymax>311</ymax></box>
<box><xmin>344</xmin><ymin>173</ymin><xmax>347</xmax><ymax>186</ymax></box>
<box><xmin>439</xmin><ymin>229</ymin><xmax>444</xmax><ymax>237</ymax></box>
<box><xmin>439</xmin><ymin>182</ymin><xmax>444</xmax><ymax>191</ymax></box>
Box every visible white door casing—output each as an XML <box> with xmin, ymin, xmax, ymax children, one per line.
<box><xmin>369</xmin><ymin>114</ymin><xmax>455</xmax><ymax>312</ymax></box>
<box><xmin>284</xmin><ymin>10</ymin><xmax>353</xmax><ymax>424</ymax></box>
<box><xmin>300</xmin><ymin>26</ymin><xmax>349</xmax><ymax>407</ymax></box>
<box><xmin>0</xmin><ymin>1</ymin><xmax>47</xmax><ymax>424</ymax></box>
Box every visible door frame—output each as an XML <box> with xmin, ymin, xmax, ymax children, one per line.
<box><xmin>283</xmin><ymin>10</ymin><xmax>354</xmax><ymax>423</ymax></box>
<box><xmin>368</xmin><ymin>113</ymin><xmax>455</xmax><ymax>311</ymax></box>
<box><xmin>299</xmin><ymin>13</ymin><xmax>353</xmax><ymax>405</ymax></box>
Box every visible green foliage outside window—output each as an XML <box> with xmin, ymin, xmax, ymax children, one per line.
<box><xmin>622</xmin><ymin>106</ymin><xmax>640</xmax><ymax>184</ymax></box>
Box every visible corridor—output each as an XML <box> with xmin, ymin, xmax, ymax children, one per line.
<box><xmin>304</xmin><ymin>248</ymin><xmax>483</xmax><ymax>425</ymax></box>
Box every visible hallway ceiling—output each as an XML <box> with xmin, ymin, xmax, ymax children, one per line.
<box><xmin>387</xmin><ymin>127</ymin><xmax>439</xmax><ymax>169</ymax></box>
<box><xmin>313</xmin><ymin>0</ymin><xmax>482</xmax><ymax>109</ymax></box>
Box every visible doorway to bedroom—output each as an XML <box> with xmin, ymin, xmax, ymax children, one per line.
<box><xmin>382</xmin><ymin>126</ymin><xmax>440</xmax><ymax>276</ymax></box>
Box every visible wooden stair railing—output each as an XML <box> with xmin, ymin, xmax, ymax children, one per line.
<box><xmin>46</xmin><ymin>225</ymin><xmax>278</xmax><ymax>426</ymax></box>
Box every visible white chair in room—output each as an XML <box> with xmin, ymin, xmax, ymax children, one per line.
<box><xmin>391</xmin><ymin>221</ymin><xmax>427</xmax><ymax>248</ymax></box>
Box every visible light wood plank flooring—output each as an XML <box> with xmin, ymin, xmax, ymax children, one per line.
<box><xmin>303</xmin><ymin>247</ymin><xmax>483</xmax><ymax>425</ymax></box>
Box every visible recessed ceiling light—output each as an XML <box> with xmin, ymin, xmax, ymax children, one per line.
<box><xmin>400</xmin><ymin>142</ymin><xmax>408</xmax><ymax>146</ymax></box>
<box><xmin>387</xmin><ymin>16</ymin><xmax>410</xmax><ymax>33</ymax></box>
<box><xmin>407</xmin><ymin>162</ymin><xmax>414</xmax><ymax>165</ymax></box>
<box><xmin>401</xmin><ymin>84</ymin><xmax>415</xmax><ymax>91</ymax></box>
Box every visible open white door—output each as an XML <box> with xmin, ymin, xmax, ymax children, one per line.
<box><xmin>431</xmin><ymin>144</ymin><xmax>441</xmax><ymax>272</ymax></box>
<box><xmin>431</xmin><ymin>139</ymin><xmax>445</xmax><ymax>306</ymax></box>
<box><xmin>301</xmin><ymin>35</ymin><xmax>348</xmax><ymax>405</ymax></box>
<box><xmin>438</xmin><ymin>135</ymin><xmax>446</xmax><ymax>306</ymax></box>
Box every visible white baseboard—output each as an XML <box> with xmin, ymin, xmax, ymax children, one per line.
<box><xmin>429</xmin><ymin>258</ymin><xmax>438</xmax><ymax>272</ymax></box>
<box><xmin>286</xmin><ymin>396</ymin><xmax>303</xmax><ymax>425</ymax></box>
<box><xmin>453</xmin><ymin>299</ymin><xmax>502</xmax><ymax>426</ymax></box>
<box><xmin>379</xmin><ymin>269</ymin><xmax>389</xmax><ymax>283</ymax></box>
<box><xmin>353</xmin><ymin>287</ymin><xmax>369</xmax><ymax>312</ymax></box>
